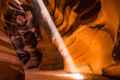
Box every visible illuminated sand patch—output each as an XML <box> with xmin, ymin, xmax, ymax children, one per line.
<box><xmin>57</xmin><ymin>73</ymin><xmax>84</xmax><ymax>80</ymax></box>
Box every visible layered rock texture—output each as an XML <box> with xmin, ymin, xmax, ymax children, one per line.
<box><xmin>0</xmin><ymin>29</ymin><xmax>25</xmax><ymax>80</ymax></box>
<box><xmin>0</xmin><ymin>0</ymin><xmax>120</xmax><ymax>79</ymax></box>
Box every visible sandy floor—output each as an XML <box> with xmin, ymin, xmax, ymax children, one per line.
<box><xmin>25</xmin><ymin>69</ymin><xmax>108</xmax><ymax>80</ymax></box>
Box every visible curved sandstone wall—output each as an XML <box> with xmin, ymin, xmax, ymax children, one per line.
<box><xmin>63</xmin><ymin>0</ymin><xmax>120</xmax><ymax>74</ymax></box>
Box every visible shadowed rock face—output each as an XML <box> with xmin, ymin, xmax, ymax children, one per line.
<box><xmin>0</xmin><ymin>41</ymin><xmax>25</xmax><ymax>80</ymax></box>
<box><xmin>0</xmin><ymin>29</ymin><xmax>25</xmax><ymax>80</ymax></box>
<box><xmin>0</xmin><ymin>1</ymin><xmax>25</xmax><ymax>79</ymax></box>
<box><xmin>0</xmin><ymin>62</ymin><xmax>24</xmax><ymax>80</ymax></box>
<box><xmin>0</xmin><ymin>30</ymin><xmax>25</xmax><ymax>80</ymax></box>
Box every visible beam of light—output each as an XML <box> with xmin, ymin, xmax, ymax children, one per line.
<box><xmin>35</xmin><ymin>0</ymin><xmax>84</xmax><ymax>79</ymax></box>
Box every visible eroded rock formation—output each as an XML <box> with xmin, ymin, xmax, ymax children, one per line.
<box><xmin>41</xmin><ymin>0</ymin><xmax>120</xmax><ymax>74</ymax></box>
<box><xmin>0</xmin><ymin>0</ymin><xmax>120</xmax><ymax>79</ymax></box>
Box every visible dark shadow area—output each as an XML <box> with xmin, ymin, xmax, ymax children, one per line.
<box><xmin>0</xmin><ymin>61</ymin><xmax>25</xmax><ymax>80</ymax></box>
